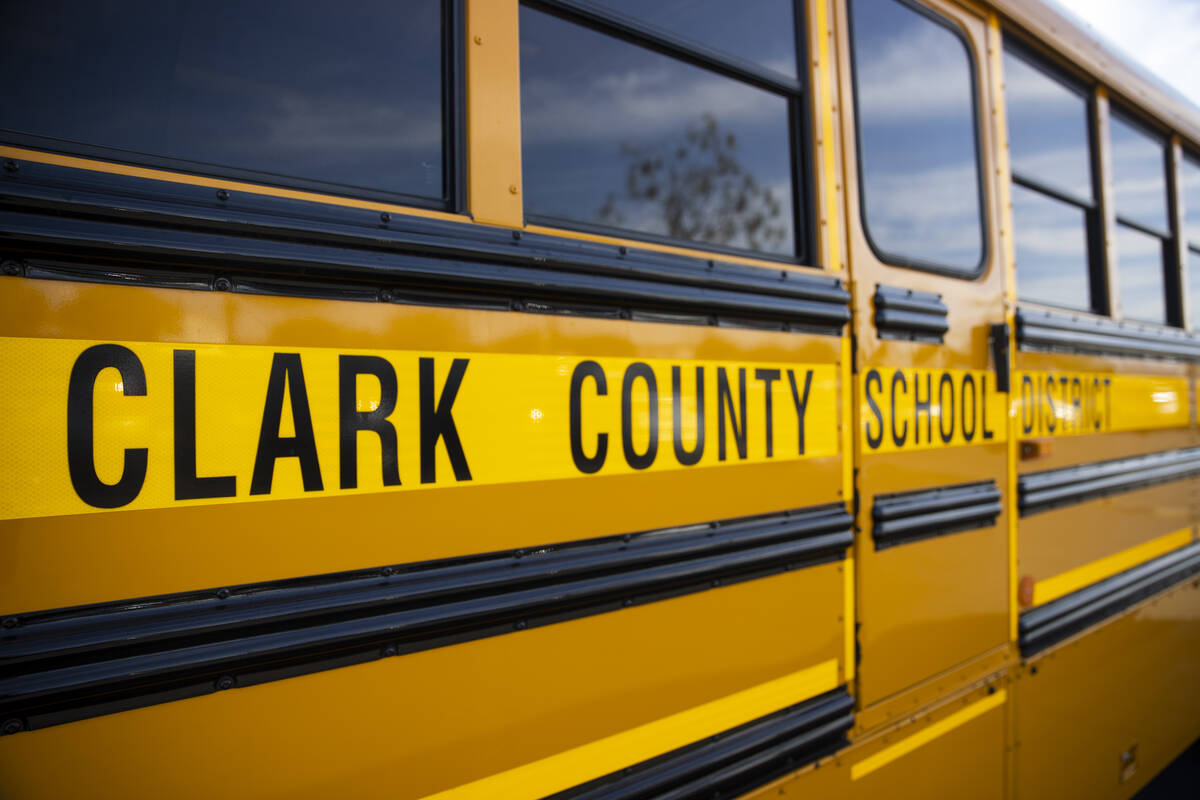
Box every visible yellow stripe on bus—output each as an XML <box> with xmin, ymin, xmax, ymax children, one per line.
<box><xmin>0</xmin><ymin>337</ymin><xmax>839</xmax><ymax>520</ymax></box>
<box><xmin>1014</xmin><ymin>371</ymin><xmax>1188</xmax><ymax>438</ymax></box>
<box><xmin>859</xmin><ymin>367</ymin><xmax>1008</xmax><ymax>453</ymax></box>
<box><xmin>420</xmin><ymin>659</ymin><xmax>840</xmax><ymax>800</ymax></box>
<box><xmin>1032</xmin><ymin>529</ymin><xmax>1194</xmax><ymax>607</ymax></box>
<box><xmin>850</xmin><ymin>689</ymin><xmax>1007</xmax><ymax>781</ymax></box>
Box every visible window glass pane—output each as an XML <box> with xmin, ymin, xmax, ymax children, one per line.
<box><xmin>587</xmin><ymin>0</ymin><xmax>796</xmax><ymax>77</ymax></box>
<box><xmin>851</xmin><ymin>0</ymin><xmax>984</xmax><ymax>273</ymax></box>
<box><xmin>1110</xmin><ymin>114</ymin><xmax>1168</xmax><ymax>232</ymax></box>
<box><xmin>1012</xmin><ymin>183</ymin><xmax>1090</xmax><ymax>309</ymax></box>
<box><xmin>1003</xmin><ymin>50</ymin><xmax>1092</xmax><ymax>201</ymax></box>
<box><xmin>1183</xmin><ymin>154</ymin><xmax>1200</xmax><ymax>246</ymax></box>
<box><xmin>520</xmin><ymin>7</ymin><xmax>795</xmax><ymax>257</ymax></box>
<box><xmin>0</xmin><ymin>0</ymin><xmax>445</xmax><ymax>201</ymax></box>
<box><xmin>1190</xmin><ymin>249</ymin><xmax>1200</xmax><ymax>330</ymax></box>
<box><xmin>1116</xmin><ymin>224</ymin><xmax>1167</xmax><ymax>324</ymax></box>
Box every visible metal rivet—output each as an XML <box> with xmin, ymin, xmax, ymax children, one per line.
<box><xmin>380</xmin><ymin>290</ymin><xmax>394</xmax><ymax>302</ymax></box>
<box><xmin>711</xmin><ymin>579</ymin><xmax>722</xmax><ymax>588</ymax></box>
<box><xmin>1</xmin><ymin>719</ymin><xmax>22</xmax><ymax>735</ymax></box>
<box><xmin>512</xmin><ymin>230</ymin><xmax>522</xmax><ymax>240</ymax></box>
<box><xmin>381</xmin><ymin>566</ymin><xmax>394</xmax><ymax>577</ymax></box>
<box><xmin>514</xmin><ymin>620</ymin><xmax>527</xmax><ymax>630</ymax></box>
<box><xmin>621</xmin><ymin>534</ymin><xmax>632</xmax><ymax>543</ymax></box>
<box><xmin>1030</xmin><ymin>665</ymin><xmax>1039</xmax><ymax>675</ymax></box>
<box><xmin>214</xmin><ymin>277</ymin><xmax>232</xmax><ymax>292</ymax></box>
<box><xmin>380</xmin><ymin>212</ymin><xmax>391</xmax><ymax>223</ymax></box>
<box><xmin>514</xmin><ymin>549</ymin><xmax>525</xmax><ymax>559</ymax></box>
<box><xmin>474</xmin><ymin>35</ymin><xmax>483</xmax><ymax>44</ymax></box>
<box><xmin>508</xmin><ymin>184</ymin><xmax>519</xmax><ymax>195</ymax></box>
<box><xmin>383</xmin><ymin>645</ymin><xmax>398</xmax><ymax>657</ymax></box>
<box><xmin>215</xmin><ymin>675</ymin><xmax>235</xmax><ymax>691</ymax></box>
<box><xmin>622</xmin><ymin>599</ymin><xmax>633</xmax><ymax>607</ymax></box>
<box><xmin>988</xmin><ymin>685</ymin><xmax>996</xmax><ymax>695</ymax></box>
<box><xmin>215</xmin><ymin>188</ymin><xmax>230</xmax><ymax>201</ymax></box>
<box><xmin>1</xmin><ymin>617</ymin><xmax>17</xmax><ymax>629</ymax></box>
<box><xmin>3</xmin><ymin>160</ymin><xmax>17</xmax><ymax>173</ymax></box>
<box><xmin>1</xmin><ymin>261</ymin><xmax>21</xmax><ymax>276</ymax></box>
<box><xmin>618</xmin><ymin>245</ymin><xmax>627</xmax><ymax>255</ymax></box>
<box><xmin>216</xmin><ymin>588</ymin><xmax>230</xmax><ymax>600</ymax></box>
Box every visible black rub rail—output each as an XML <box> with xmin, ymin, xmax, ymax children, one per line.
<box><xmin>1018</xmin><ymin>447</ymin><xmax>1200</xmax><ymax>516</ymax></box>
<box><xmin>1019</xmin><ymin>541</ymin><xmax>1200</xmax><ymax>656</ymax></box>
<box><xmin>872</xmin><ymin>480</ymin><xmax>1002</xmax><ymax>550</ymax></box>
<box><xmin>1016</xmin><ymin>306</ymin><xmax>1200</xmax><ymax>361</ymax></box>
<box><xmin>873</xmin><ymin>284</ymin><xmax>949</xmax><ymax>343</ymax></box>
<box><xmin>0</xmin><ymin>158</ymin><xmax>850</xmax><ymax>333</ymax></box>
<box><xmin>0</xmin><ymin>504</ymin><xmax>851</xmax><ymax>735</ymax></box>
<box><xmin>545</xmin><ymin>688</ymin><xmax>853</xmax><ymax>800</ymax></box>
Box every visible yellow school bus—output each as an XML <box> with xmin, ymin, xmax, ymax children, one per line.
<box><xmin>1</xmin><ymin>0</ymin><xmax>1199</xmax><ymax>797</ymax></box>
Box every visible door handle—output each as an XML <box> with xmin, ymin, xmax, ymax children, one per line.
<box><xmin>990</xmin><ymin>322</ymin><xmax>1010</xmax><ymax>393</ymax></box>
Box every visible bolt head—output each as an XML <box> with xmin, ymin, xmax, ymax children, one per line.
<box><xmin>216</xmin><ymin>675</ymin><xmax>234</xmax><ymax>691</ymax></box>
<box><xmin>1</xmin><ymin>261</ymin><xmax>20</xmax><ymax>276</ymax></box>
<box><xmin>1</xmin><ymin>719</ymin><xmax>22</xmax><ymax>735</ymax></box>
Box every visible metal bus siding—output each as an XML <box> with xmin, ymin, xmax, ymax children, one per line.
<box><xmin>1</xmin><ymin>0</ymin><xmax>1200</xmax><ymax>798</ymax></box>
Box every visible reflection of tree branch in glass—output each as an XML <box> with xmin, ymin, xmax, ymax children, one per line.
<box><xmin>598</xmin><ymin>114</ymin><xmax>788</xmax><ymax>253</ymax></box>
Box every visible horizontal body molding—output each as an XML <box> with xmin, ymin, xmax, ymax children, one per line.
<box><xmin>0</xmin><ymin>504</ymin><xmax>852</xmax><ymax>733</ymax></box>
<box><xmin>546</xmin><ymin>689</ymin><xmax>853</xmax><ymax>800</ymax></box>
<box><xmin>872</xmin><ymin>285</ymin><xmax>949</xmax><ymax>343</ymax></box>
<box><xmin>871</xmin><ymin>480</ymin><xmax>1002</xmax><ymax>550</ymax></box>
<box><xmin>1019</xmin><ymin>542</ymin><xmax>1200</xmax><ymax>656</ymax></box>
<box><xmin>1018</xmin><ymin>447</ymin><xmax>1200</xmax><ymax>516</ymax></box>
<box><xmin>0</xmin><ymin>337</ymin><xmax>840</xmax><ymax>521</ymax></box>
<box><xmin>1016</xmin><ymin>306</ymin><xmax>1200</xmax><ymax>361</ymax></box>
<box><xmin>1014</xmin><ymin>371</ymin><xmax>1189</xmax><ymax>438</ymax></box>
<box><xmin>0</xmin><ymin>158</ymin><xmax>850</xmax><ymax>331</ymax></box>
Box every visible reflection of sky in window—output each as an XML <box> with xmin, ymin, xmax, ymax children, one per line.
<box><xmin>1190</xmin><ymin>250</ymin><xmax>1200</xmax><ymax>331</ymax></box>
<box><xmin>1110</xmin><ymin>114</ymin><xmax>1168</xmax><ymax>231</ymax></box>
<box><xmin>1004</xmin><ymin>51</ymin><xmax>1092</xmax><ymax>201</ymax></box>
<box><xmin>851</xmin><ymin>0</ymin><xmax>983</xmax><ymax>272</ymax></box>
<box><xmin>1011</xmin><ymin>183</ymin><xmax>1090</xmax><ymax>309</ymax></box>
<box><xmin>587</xmin><ymin>0</ymin><xmax>796</xmax><ymax>77</ymax></box>
<box><xmin>0</xmin><ymin>0</ymin><xmax>444</xmax><ymax>199</ymax></box>
<box><xmin>1117</xmin><ymin>224</ymin><xmax>1166</xmax><ymax>323</ymax></box>
<box><xmin>520</xmin><ymin>7</ymin><xmax>795</xmax><ymax>257</ymax></box>
<box><xmin>1183</xmin><ymin>155</ymin><xmax>1200</xmax><ymax>246</ymax></box>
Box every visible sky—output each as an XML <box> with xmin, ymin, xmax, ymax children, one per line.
<box><xmin>1053</xmin><ymin>0</ymin><xmax>1200</xmax><ymax>110</ymax></box>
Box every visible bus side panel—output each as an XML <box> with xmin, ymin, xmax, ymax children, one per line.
<box><xmin>1014</xmin><ymin>580</ymin><xmax>1200</xmax><ymax>800</ymax></box>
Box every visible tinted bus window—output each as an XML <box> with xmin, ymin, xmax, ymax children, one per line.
<box><xmin>1184</xmin><ymin>155</ymin><xmax>1200</xmax><ymax>328</ymax></box>
<box><xmin>520</xmin><ymin>5</ymin><xmax>796</xmax><ymax>258</ymax></box>
<box><xmin>1003</xmin><ymin>48</ymin><xmax>1095</xmax><ymax>311</ymax></box>
<box><xmin>1117</xmin><ymin>224</ymin><xmax>1167</xmax><ymax>324</ymax></box>
<box><xmin>0</xmin><ymin>0</ymin><xmax>446</xmax><ymax>204</ymax></box>
<box><xmin>1110</xmin><ymin>114</ymin><xmax>1169</xmax><ymax>233</ymax></box>
<box><xmin>587</xmin><ymin>0</ymin><xmax>797</xmax><ymax>77</ymax></box>
<box><xmin>850</xmin><ymin>0</ymin><xmax>985</xmax><ymax>275</ymax></box>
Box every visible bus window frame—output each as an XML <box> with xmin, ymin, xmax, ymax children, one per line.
<box><xmin>845</xmin><ymin>0</ymin><xmax>991</xmax><ymax>280</ymax></box>
<box><xmin>1183</xmin><ymin>148</ymin><xmax>1200</xmax><ymax>330</ymax></box>
<box><xmin>516</xmin><ymin>0</ymin><xmax>817</xmax><ymax>267</ymax></box>
<box><xmin>1002</xmin><ymin>39</ymin><xmax>1109</xmax><ymax>316</ymax></box>
<box><xmin>0</xmin><ymin>0</ymin><xmax>466</xmax><ymax>215</ymax></box>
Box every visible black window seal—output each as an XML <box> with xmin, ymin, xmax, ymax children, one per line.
<box><xmin>518</xmin><ymin>0</ymin><xmax>815</xmax><ymax>267</ymax></box>
<box><xmin>1110</xmin><ymin>103</ymin><xmax>1183</xmax><ymax>328</ymax></box>
<box><xmin>0</xmin><ymin>0</ymin><xmax>462</xmax><ymax>214</ymax></box>
<box><xmin>1003</xmin><ymin>35</ymin><xmax>1107</xmax><ymax>315</ymax></box>
<box><xmin>846</xmin><ymin>0</ymin><xmax>990</xmax><ymax>280</ymax></box>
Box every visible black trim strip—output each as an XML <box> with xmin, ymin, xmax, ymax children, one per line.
<box><xmin>545</xmin><ymin>688</ymin><xmax>853</xmax><ymax>800</ymax></box>
<box><xmin>0</xmin><ymin>159</ymin><xmax>849</xmax><ymax>332</ymax></box>
<box><xmin>0</xmin><ymin>504</ymin><xmax>851</xmax><ymax>735</ymax></box>
<box><xmin>1016</xmin><ymin>306</ymin><xmax>1200</xmax><ymax>361</ymax></box>
<box><xmin>1019</xmin><ymin>541</ymin><xmax>1200</xmax><ymax>656</ymax></box>
<box><xmin>872</xmin><ymin>480</ymin><xmax>1001</xmax><ymax>550</ymax></box>
<box><xmin>1018</xmin><ymin>447</ymin><xmax>1200</xmax><ymax>516</ymax></box>
<box><xmin>873</xmin><ymin>284</ymin><xmax>949</xmax><ymax>343</ymax></box>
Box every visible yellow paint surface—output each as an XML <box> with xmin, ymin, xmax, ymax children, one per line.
<box><xmin>1032</xmin><ymin>528</ymin><xmax>1193</xmax><ymax>606</ymax></box>
<box><xmin>859</xmin><ymin>366</ymin><xmax>1008</xmax><ymax>453</ymax></box>
<box><xmin>1015</xmin><ymin>371</ymin><xmax>1188</xmax><ymax>438</ymax></box>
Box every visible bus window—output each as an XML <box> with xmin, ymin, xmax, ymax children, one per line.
<box><xmin>1110</xmin><ymin>112</ymin><xmax>1172</xmax><ymax>324</ymax></box>
<box><xmin>0</xmin><ymin>0</ymin><xmax>448</xmax><ymax>206</ymax></box>
<box><xmin>518</xmin><ymin>3</ymin><xmax>800</xmax><ymax>260</ymax></box>
<box><xmin>1003</xmin><ymin>48</ymin><xmax>1097</xmax><ymax>312</ymax></box>
<box><xmin>849</xmin><ymin>0</ymin><xmax>985</xmax><ymax>276</ymax></box>
<box><xmin>1182</xmin><ymin>153</ymin><xmax>1200</xmax><ymax>329</ymax></box>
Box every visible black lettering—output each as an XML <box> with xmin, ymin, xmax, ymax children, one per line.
<box><xmin>914</xmin><ymin>372</ymin><xmax>932</xmax><ymax>444</ymax></box>
<box><xmin>1071</xmin><ymin>377</ymin><xmax>1082</xmax><ymax>433</ymax></box>
<box><xmin>1104</xmin><ymin>378</ymin><xmax>1112</xmax><ymax>429</ymax></box>
<box><xmin>174</xmin><ymin>349</ymin><xmax>236</xmax><ymax>500</ymax></box>
<box><xmin>339</xmin><ymin>355</ymin><xmax>400</xmax><ymax>490</ymax></box>
<box><xmin>67</xmin><ymin>344</ymin><xmax>148</xmax><ymax>508</ymax></box>
<box><xmin>787</xmin><ymin>369</ymin><xmax>814</xmax><ymax>455</ymax></box>
<box><xmin>890</xmin><ymin>370</ymin><xmax>908</xmax><ymax>447</ymax></box>
<box><xmin>569</xmin><ymin>361</ymin><xmax>608</xmax><ymax>474</ymax></box>
<box><xmin>1045</xmin><ymin>375</ymin><xmax>1056</xmax><ymax>433</ymax></box>
<box><xmin>754</xmin><ymin>368</ymin><xmax>781</xmax><ymax>457</ymax></box>
<box><xmin>962</xmin><ymin>373</ymin><xmax>977</xmax><ymax>442</ymax></box>
<box><xmin>1021</xmin><ymin>375</ymin><xmax>1034</xmax><ymax>435</ymax></box>
<box><xmin>251</xmin><ymin>353</ymin><xmax>323</xmax><ymax>495</ymax></box>
<box><xmin>621</xmin><ymin>363</ymin><xmax>659</xmax><ymax>470</ymax></box>
<box><xmin>864</xmin><ymin>370</ymin><xmax>884</xmax><ymax>449</ymax></box>
<box><xmin>717</xmin><ymin>367</ymin><xmax>748</xmax><ymax>461</ymax></box>
<box><xmin>672</xmin><ymin>366</ymin><xmax>705</xmax><ymax>466</ymax></box>
<box><xmin>982</xmin><ymin>375</ymin><xmax>996</xmax><ymax>440</ymax></box>
<box><xmin>419</xmin><ymin>357</ymin><xmax>472</xmax><ymax>484</ymax></box>
<box><xmin>938</xmin><ymin>372</ymin><xmax>954</xmax><ymax>443</ymax></box>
